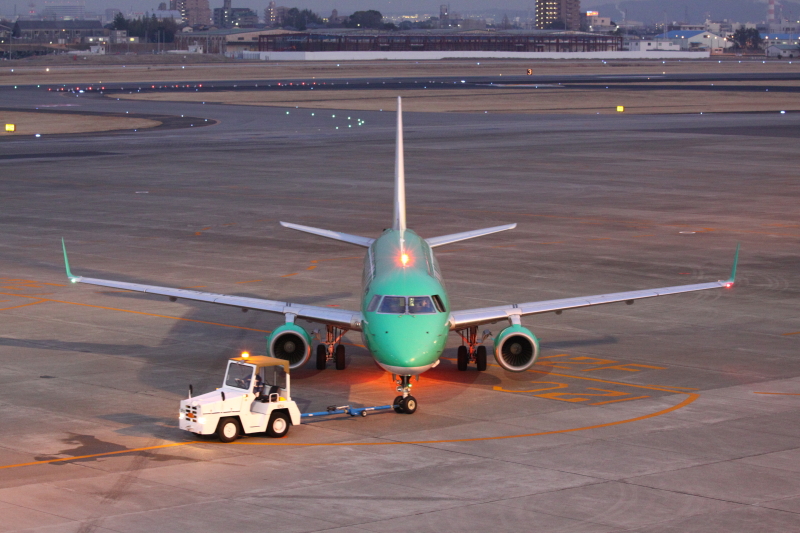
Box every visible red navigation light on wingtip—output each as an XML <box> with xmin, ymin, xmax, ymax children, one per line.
<box><xmin>725</xmin><ymin>282</ymin><xmax>733</xmax><ymax>288</ymax></box>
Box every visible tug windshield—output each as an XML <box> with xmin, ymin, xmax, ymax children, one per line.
<box><xmin>225</xmin><ymin>362</ymin><xmax>255</xmax><ymax>390</ymax></box>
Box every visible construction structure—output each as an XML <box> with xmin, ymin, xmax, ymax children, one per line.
<box><xmin>257</xmin><ymin>31</ymin><xmax>621</xmax><ymax>53</ymax></box>
<box><xmin>535</xmin><ymin>0</ymin><xmax>582</xmax><ymax>31</ymax></box>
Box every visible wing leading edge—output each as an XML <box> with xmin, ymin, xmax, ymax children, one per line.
<box><xmin>61</xmin><ymin>239</ymin><xmax>363</xmax><ymax>330</ymax></box>
<box><xmin>450</xmin><ymin>245</ymin><xmax>739</xmax><ymax>329</ymax></box>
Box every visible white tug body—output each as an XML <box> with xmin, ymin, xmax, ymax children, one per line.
<box><xmin>180</xmin><ymin>355</ymin><xmax>301</xmax><ymax>442</ymax></box>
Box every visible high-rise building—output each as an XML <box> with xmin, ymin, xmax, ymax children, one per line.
<box><xmin>535</xmin><ymin>0</ymin><xmax>581</xmax><ymax>30</ymax></box>
<box><xmin>175</xmin><ymin>0</ymin><xmax>211</xmax><ymax>26</ymax></box>
<box><xmin>265</xmin><ymin>1</ymin><xmax>288</xmax><ymax>26</ymax></box>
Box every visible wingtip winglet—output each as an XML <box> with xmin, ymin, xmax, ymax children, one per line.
<box><xmin>61</xmin><ymin>238</ymin><xmax>77</xmax><ymax>281</ymax></box>
<box><xmin>727</xmin><ymin>243</ymin><xmax>740</xmax><ymax>284</ymax></box>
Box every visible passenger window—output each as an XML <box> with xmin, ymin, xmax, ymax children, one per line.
<box><xmin>432</xmin><ymin>294</ymin><xmax>446</xmax><ymax>313</ymax></box>
<box><xmin>408</xmin><ymin>296</ymin><xmax>436</xmax><ymax>314</ymax></box>
<box><xmin>379</xmin><ymin>296</ymin><xmax>406</xmax><ymax>314</ymax></box>
<box><xmin>367</xmin><ymin>295</ymin><xmax>382</xmax><ymax>312</ymax></box>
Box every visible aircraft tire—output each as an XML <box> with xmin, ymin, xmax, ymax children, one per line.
<box><xmin>402</xmin><ymin>396</ymin><xmax>417</xmax><ymax>414</ymax></box>
<box><xmin>476</xmin><ymin>346</ymin><xmax>487</xmax><ymax>372</ymax></box>
<box><xmin>393</xmin><ymin>395</ymin><xmax>404</xmax><ymax>413</ymax></box>
<box><xmin>335</xmin><ymin>344</ymin><xmax>346</xmax><ymax>370</ymax></box>
<box><xmin>457</xmin><ymin>346</ymin><xmax>468</xmax><ymax>371</ymax></box>
<box><xmin>217</xmin><ymin>417</ymin><xmax>240</xmax><ymax>443</ymax></box>
<box><xmin>316</xmin><ymin>344</ymin><xmax>327</xmax><ymax>370</ymax></box>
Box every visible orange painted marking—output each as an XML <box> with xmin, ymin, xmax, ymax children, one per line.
<box><xmin>306</xmin><ymin>266</ymin><xmax>317</xmax><ymax>271</ymax></box>
<box><xmin>0</xmin><ymin>300</ymin><xmax>46</xmax><ymax>312</ymax></box>
<box><xmin>235</xmin><ymin>280</ymin><xmax>262</xmax><ymax>284</ymax></box>
<box><xmin>0</xmin><ymin>394</ymin><xmax>700</xmax><ymax>468</ymax></box>
<box><xmin>584</xmin><ymin>364</ymin><xmax>667</xmax><ymax>372</ymax></box>
<box><xmin>591</xmin><ymin>395</ymin><xmax>650</xmax><ymax>406</ymax></box>
<box><xmin>0</xmin><ymin>292</ymin><xmax>272</xmax><ymax>333</ymax></box>
<box><xmin>782</xmin><ymin>331</ymin><xmax>800</xmax><ymax>336</ymax></box>
<box><xmin>281</xmin><ymin>273</ymin><xmax>298</xmax><ymax>277</ymax></box>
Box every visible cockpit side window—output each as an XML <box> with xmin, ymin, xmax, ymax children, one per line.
<box><xmin>432</xmin><ymin>294</ymin><xmax>446</xmax><ymax>313</ymax></box>
<box><xmin>408</xmin><ymin>296</ymin><xmax>436</xmax><ymax>314</ymax></box>
<box><xmin>366</xmin><ymin>294</ymin><xmax>382</xmax><ymax>312</ymax></box>
<box><xmin>378</xmin><ymin>296</ymin><xmax>406</xmax><ymax>314</ymax></box>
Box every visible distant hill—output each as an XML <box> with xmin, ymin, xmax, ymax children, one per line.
<box><xmin>588</xmin><ymin>0</ymin><xmax>800</xmax><ymax>25</ymax></box>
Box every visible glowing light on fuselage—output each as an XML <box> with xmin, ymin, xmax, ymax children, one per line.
<box><xmin>401</xmin><ymin>253</ymin><xmax>409</xmax><ymax>266</ymax></box>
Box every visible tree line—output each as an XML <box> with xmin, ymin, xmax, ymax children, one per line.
<box><xmin>111</xmin><ymin>12</ymin><xmax>179</xmax><ymax>43</ymax></box>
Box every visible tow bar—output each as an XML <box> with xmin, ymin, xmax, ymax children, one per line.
<box><xmin>301</xmin><ymin>404</ymin><xmax>394</xmax><ymax>419</ymax></box>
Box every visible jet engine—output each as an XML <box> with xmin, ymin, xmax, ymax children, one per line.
<box><xmin>493</xmin><ymin>325</ymin><xmax>540</xmax><ymax>372</ymax></box>
<box><xmin>267</xmin><ymin>323</ymin><xmax>312</xmax><ymax>369</ymax></box>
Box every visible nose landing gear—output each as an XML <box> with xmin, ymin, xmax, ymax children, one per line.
<box><xmin>393</xmin><ymin>375</ymin><xmax>417</xmax><ymax>414</ymax></box>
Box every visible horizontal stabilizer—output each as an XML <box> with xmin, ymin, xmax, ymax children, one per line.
<box><xmin>426</xmin><ymin>223</ymin><xmax>517</xmax><ymax>248</ymax></box>
<box><xmin>280</xmin><ymin>221</ymin><xmax>375</xmax><ymax>248</ymax></box>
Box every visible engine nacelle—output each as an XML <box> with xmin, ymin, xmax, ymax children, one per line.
<box><xmin>267</xmin><ymin>323</ymin><xmax>312</xmax><ymax>369</ymax></box>
<box><xmin>493</xmin><ymin>325</ymin><xmax>540</xmax><ymax>372</ymax></box>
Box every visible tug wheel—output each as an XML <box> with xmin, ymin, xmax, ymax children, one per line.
<box><xmin>335</xmin><ymin>344</ymin><xmax>346</xmax><ymax>370</ymax></box>
<box><xmin>316</xmin><ymin>344</ymin><xmax>326</xmax><ymax>370</ymax></box>
<box><xmin>457</xmin><ymin>346</ymin><xmax>468</xmax><ymax>371</ymax></box>
<box><xmin>267</xmin><ymin>411</ymin><xmax>290</xmax><ymax>438</ymax></box>
<box><xmin>476</xmin><ymin>345</ymin><xmax>487</xmax><ymax>372</ymax></box>
<box><xmin>217</xmin><ymin>417</ymin><xmax>239</xmax><ymax>443</ymax></box>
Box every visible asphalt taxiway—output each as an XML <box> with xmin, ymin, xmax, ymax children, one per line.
<box><xmin>0</xmin><ymin>82</ymin><xmax>799</xmax><ymax>532</ymax></box>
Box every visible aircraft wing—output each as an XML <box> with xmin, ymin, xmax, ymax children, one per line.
<box><xmin>61</xmin><ymin>241</ymin><xmax>363</xmax><ymax>330</ymax></box>
<box><xmin>449</xmin><ymin>246</ymin><xmax>739</xmax><ymax>330</ymax></box>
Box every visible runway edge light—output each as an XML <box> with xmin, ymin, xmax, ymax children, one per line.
<box><xmin>5</xmin><ymin>124</ymin><xmax>15</xmax><ymax>132</ymax></box>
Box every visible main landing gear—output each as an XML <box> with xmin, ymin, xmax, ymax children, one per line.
<box><xmin>392</xmin><ymin>375</ymin><xmax>417</xmax><ymax>414</ymax></box>
<box><xmin>456</xmin><ymin>326</ymin><xmax>491</xmax><ymax>372</ymax></box>
<box><xmin>315</xmin><ymin>325</ymin><xmax>348</xmax><ymax>371</ymax></box>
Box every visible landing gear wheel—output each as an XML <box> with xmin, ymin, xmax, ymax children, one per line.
<box><xmin>217</xmin><ymin>417</ymin><xmax>239</xmax><ymax>443</ymax></box>
<box><xmin>393</xmin><ymin>395</ymin><xmax>404</xmax><ymax>413</ymax></box>
<box><xmin>402</xmin><ymin>395</ymin><xmax>417</xmax><ymax>414</ymax></box>
<box><xmin>457</xmin><ymin>346</ymin><xmax>468</xmax><ymax>371</ymax></box>
<box><xmin>476</xmin><ymin>346</ymin><xmax>487</xmax><ymax>372</ymax></box>
<box><xmin>335</xmin><ymin>344</ymin><xmax>346</xmax><ymax>370</ymax></box>
<box><xmin>316</xmin><ymin>344</ymin><xmax>326</xmax><ymax>370</ymax></box>
<box><xmin>266</xmin><ymin>411</ymin><xmax>290</xmax><ymax>438</ymax></box>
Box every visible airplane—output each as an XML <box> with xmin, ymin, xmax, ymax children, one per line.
<box><xmin>61</xmin><ymin>96</ymin><xmax>739</xmax><ymax>415</ymax></box>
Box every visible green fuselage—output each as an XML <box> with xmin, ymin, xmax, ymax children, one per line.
<box><xmin>360</xmin><ymin>229</ymin><xmax>451</xmax><ymax>375</ymax></box>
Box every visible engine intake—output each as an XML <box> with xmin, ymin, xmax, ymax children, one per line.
<box><xmin>493</xmin><ymin>325</ymin><xmax>540</xmax><ymax>372</ymax></box>
<box><xmin>267</xmin><ymin>323</ymin><xmax>312</xmax><ymax>369</ymax></box>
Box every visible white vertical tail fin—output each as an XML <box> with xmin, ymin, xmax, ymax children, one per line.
<box><xmin>393</xmin><ymin>96</ymin><xmax>406</xmax><ymax>231</ymax></box>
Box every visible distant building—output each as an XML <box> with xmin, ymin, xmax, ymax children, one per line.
<box><xmin>175</xmin><ymin>0</ymin><xmax>211</xmax><ymax>27</ymax></box>
<box><xmin>586</xmin><ymin>14</ymin><xmax>615</xmax><ymax>32</ymax></box>
<box><xmin>766</xmin><ymin>44</ymin><xmax>800</xmax><ymax>57</ymax></box>
<box><xmin>655</xmin><ymin>30</ymin><xmax>732</xmax><ymax>51</ymax></box>
<box><xmin>535</xmin><ymin>0</ymin><xmax>581</xmax><ymax>31</ymax></box>
<box><xmin>41</xmin><ymin>0</ymin><xmax>86</xmax><ymax>21</ymax></box>
<box><xmin>149</xmin><ymin>10</ymin><xmax>183</xmax><ymax>23</ymax></box>
<box><xmin>12</xmin><ymin>19</ymin><xmax>104</xmax><ymax>43</ymax></box>
<box><xmin>265</xmin><ymin>2</ymin><xmax>289</xmax><ymax>27</ymax></box>
<box><xmin>213</xmin><ymin>1</ymin><xmax>258</xmax><ymax>28</ymax></box>
<box><xmin>762</xmin><ymin>34</ymin><xmax>800</xmax><ymax>46</ymax></box>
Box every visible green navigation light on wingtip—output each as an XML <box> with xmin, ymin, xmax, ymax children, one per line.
<box><xmin>61</xmin><ymin>238</ymin><xmax>77</xmax><ymax>282</ymax></box>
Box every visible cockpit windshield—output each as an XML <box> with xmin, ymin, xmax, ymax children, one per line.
<box><xmin>225</xmin><ymin>362</ymin><xmax>254</xmax><ymax>390</ymax></box>
<box><xmin>374</xmin><ymin>295</ymin><xmax>441</xmax><ymax>314</ymax></box>
<box><xmin>408</xmin><ymin>296</ymin><xmax>436</xmax><ymax>314</ymax></box>
<box><xmin>379</xmin><ymin>296</ymin><xmax>406</xmax><ymax>314</ymax></box>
